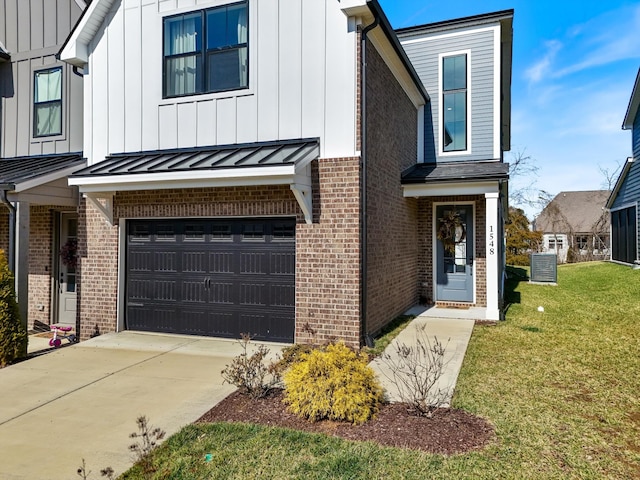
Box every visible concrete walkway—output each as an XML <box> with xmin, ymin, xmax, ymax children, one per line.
<box><xmin>369</xmin><ymin>307</ymin><xmax>476</xmax><ymax>407</ymax></box>
<box><xmin>0</xmin><ymin>332</ymin><xmax>284</xmax><ymax>480</ymax></box>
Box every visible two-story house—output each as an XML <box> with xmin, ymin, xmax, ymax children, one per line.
<box><xmin>607</xmin><ymin>68</ymin><xmax>640</xmax><ymax>265</ymax></box>
<box><xmin>59</xmin><ymin>0</ymin><xmax>512</xmax><ymax>346</ymax></box>
<box><xmin>0</xmin><ymin>0</ymin><xmax>86</xmax><ymax>332</ymax></box>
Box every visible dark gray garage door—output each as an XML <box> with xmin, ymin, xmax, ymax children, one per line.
<box><xmin>126</xmin><ymin>218</ymin><xmax>296</xmax><ymax>342</ymax></box>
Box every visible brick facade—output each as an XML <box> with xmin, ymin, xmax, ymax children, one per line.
<box><xmin>78</xmin><ymin>180</ymin><xmax>363</xmax><ymax>347</ymax></box>
<box><xmin>364</xmin><ymin>42</ymin><xmax>420</xmax><ymax>336</ymax></box>
<box><xmin>416</xmin><ymin>195</ymin><xmax>487</xmax><ymax>307</ymax></box>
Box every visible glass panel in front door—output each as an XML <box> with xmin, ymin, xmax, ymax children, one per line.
<box><xmin>442</xmin><ymin>209</ymin><xmax>468</xmax><ymax>274</ymax></box>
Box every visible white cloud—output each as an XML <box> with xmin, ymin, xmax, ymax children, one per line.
<box><xmin>531</xmin><ymin>4</ymin><xmax>640</xmax><ymax>80</ymax></box>
<box><xmin>524</xmin><ymin>40</ymin><xmax>562</xmax><ymax>83</ymax></box>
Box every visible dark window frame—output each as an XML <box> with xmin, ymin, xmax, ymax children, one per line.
<box><xmin>33</xmin><ymin>66</ymin><xmax>63</xmax><ymax>138</ymax></box>
<box><xmin>162</xmin><ymin>1</ymin><xmax>249</xmax><ymax>99</ymax></box>
<box><xmin>442</xmin><ymin>54</ymin><xmax>468</xmax><ymax>153</ymax></box>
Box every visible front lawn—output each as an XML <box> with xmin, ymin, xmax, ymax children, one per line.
<box><xmin>122</xmin><ymin>262</ymin><xmax>640</xmax><ymax>479</ymax></box>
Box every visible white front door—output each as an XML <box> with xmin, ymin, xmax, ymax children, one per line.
<box><xmin>57</xmin><ymin>213</ymin><xmax>78</xmax><ymax>327</ymax></box>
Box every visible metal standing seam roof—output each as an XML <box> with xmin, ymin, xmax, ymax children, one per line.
<box><xmin>0</xmin><ymin>153</ymin><xmax>85</xmax><ymax>189</ymax></box>
<box><xmin>401</xmin><ymin>161</ymin><xmax>510</xmax><ymax>184</ymax></box>
<box><xmin>71</xmin><ymin>139</ymin><xmax>320</xmax><ymax>178</ymax></box>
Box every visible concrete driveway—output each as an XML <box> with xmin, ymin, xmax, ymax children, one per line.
<box><xmin>0</xmin><ymin>332</ymin><xmax>283</xmax><ymax>480</ymax></box>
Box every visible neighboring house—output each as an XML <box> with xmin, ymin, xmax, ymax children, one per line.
<box><xmin>606</xmin><ymin>69</ymin><xmax>640</xmax><ymax>265</ymax></box>
<box><xmin>55</xmin><ymin>0</ymin><xmax>512</xmax><ymax>347</ymax></box>
<box><xmin>0</xmin><ymin>0</ymin><xmax>86</xmax><ymax>331</ymax></box>
<box><xmin>534</xmin><ymin>191</ymin><xmax>610</xmax><ymax>263</ymax></box>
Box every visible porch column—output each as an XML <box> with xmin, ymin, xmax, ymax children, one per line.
<box><xmin>15</xmin><ymin>201</ymin><xmax>29</xmax><ymax>330</ymax></box>
<box><xmin>485</xmin><ymin>193</ymin><xmax>500</xmax><ymax>320</ymax></box>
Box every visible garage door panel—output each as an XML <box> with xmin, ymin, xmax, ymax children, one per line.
<box><xmin>270</xmin><ymin>251</ymin><xmax>295</xmax><ymax>275</ymax></box>
<box><xmin>126</xmin><ymin>218</ymin><xmax>296</xmax><ymax>342</ymax></box>
<box><xmin>209</xmin><ymin>251</ymin><xmax>234</xmax><ymax>273</ymax></box>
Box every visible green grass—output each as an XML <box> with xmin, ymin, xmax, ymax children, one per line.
<box><xmin>362</xmin><ymin>314</ymin><xmax>415</xmax><ymax>358</ymax></box>
<box><xmin>122</xmin><ymin>262</ymin><xmax>640</xmax><ymax>479</ymax></box>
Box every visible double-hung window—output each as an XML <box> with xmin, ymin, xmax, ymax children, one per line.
<box><xmin>163</xmin><ymin>1</ymin><xmax>248</xmax><ymax>98</ymax></box>
<box><xmin>34</xmin><ymin>67</ymin><xmax>62</xmax><ymax>137</ymax></box>
<box><xmin>442</xmin><ymin>54</ymin><xmax>467</xmax><ymax>152</ymax></box>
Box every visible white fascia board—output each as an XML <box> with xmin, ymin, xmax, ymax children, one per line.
<box><xmin>15</xmin><ymin>163</ymin><xmax>86</xmax><ymax>193</ymax></box>
<box><xmin>59</xmin><ymin>0</ymin><xmax>116</xmax><ymax>67</ymax></box>
<box><xmin>403</xmin><ymin>181</ymin><xmax>500</xmax><ymax>197</ymax></box>
<box><xmin>606</xmin><ymin>157</ymin><xmax>634</xmax><ymax>209</ymax></box>
<box><xmin>69</xmin><ymin>165</ymin><xmax>297</xmax><ymax>191</ymax></box>
<box><xmin>340</xmin><ymin>0</ymin><xmax>371</xmax><ymax>18</ymax></box>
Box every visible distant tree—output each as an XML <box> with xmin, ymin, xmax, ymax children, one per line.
<box><xmin>508</xmin><ymin>148</ymin><xmax>541</xmax><ymax>208</ymax></box>
<box><xmin>506</xmin><ymin>207</ymin><xmax>542</xmax><ymax>266</ymax></box>
<box><xmin>599</xmin><ymin>162</ymin><xmax>622</xmax><ymax>191</ymax></box>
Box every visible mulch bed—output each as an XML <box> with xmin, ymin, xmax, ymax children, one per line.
<box><xmin>198</xmin><ymin>390</ymin><xmax>495</xmax><ymax>455</ymax></box>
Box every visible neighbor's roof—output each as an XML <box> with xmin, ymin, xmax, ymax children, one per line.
<box><xmin>623</xmin><ymin>68</ymin><xmax>640</xmax><ymax>130</ymax></box>
<box><xmin>534</xmin><ymin>190</ymin><xmax>611</xmax><ymax>234</ymax></box>
<box><xmin>401</xmin><ymin>161</ymin><xmax>509</xmax><ymax>184</ymax></box>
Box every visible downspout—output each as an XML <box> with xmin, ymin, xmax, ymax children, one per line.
<box><xmin>1</xmin><ymin>189</ymin><xmax>16</xmax><ymax>273</ymax></box>
<box><xmin>361</xmin><ymin>13</ymin><xmax>380</xmax><ymax>348</ymax></box>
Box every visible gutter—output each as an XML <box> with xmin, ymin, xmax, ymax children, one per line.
<box><xmin>0</xmin><ymin>189</ymin><xmax>16</xmax><ymax>273</ymax></box>
<box><xmin>360</xmin><ymin>11</ymin><xmax>380</xmax><ymax>348</ymax></box>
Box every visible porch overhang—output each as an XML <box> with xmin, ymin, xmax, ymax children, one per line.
<box><xmin>0</xmin><ymin>153</ymin><xmax>85</xmax><ymax>206</ymax></box>
<box><xmin>401</xmin><ymin>161</ymin><xmax>509</xmax><ymax>197</ymax></box>
<box><xmin>68</xmin><ymin>139</ymin><xmax>319</xmax><ymax>224</ymax></box>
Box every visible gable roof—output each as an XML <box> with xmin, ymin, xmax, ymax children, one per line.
<box><xmin>623</xmin><ymin>68</ymin><xmax>640</xmax><ymax>130</ymax></box>
<box><xmin>534</xmin><ymin>190</ymin><xmax>611</xmax><ymax>234</ymax></box>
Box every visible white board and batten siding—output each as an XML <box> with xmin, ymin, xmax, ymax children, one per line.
<box><xmin>0</xmin><ymin>0</ymin><xmax>84</xmax><ymax>158</ymax></box>
<box><xmin>84</xmin><ymin>0</ymin><xmax>358</xmax><ymax>166</ymax></box>
<box><xmin>400</xmin><ymin>25</ymin><xmax>501</xmax><ymax>163</ymax></box>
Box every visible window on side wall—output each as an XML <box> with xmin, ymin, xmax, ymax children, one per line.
<box><xmin>163</xmin><ymin>1</ymin><xmax>249</xmax><ymax>98</ymax></box>
<box><xmin>33</xmin><ymin>67</ymin><xmax>62</xmax><ymax>137</ymax></box>
<box><xmin>442</xmin><ymin>54</ymin><xmax>467</xmax><ymax>152</ymax></box>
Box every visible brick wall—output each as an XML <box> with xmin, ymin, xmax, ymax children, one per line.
<box><xmin>29</xmin><ymin>206</ymin><xmax>55</xmax><ymax>328</ymax></box>
<box><xmin>364</xmin><ymin>41</ymin><xmax>420</xmax><ymax>336</ymax></box>
<box><xmin>78</xmin><ymin>178</ymin><xmax>365</xmax><ymax>346</ymax></box>
<box><xmin>296</xmin><ymin>158</ymin><xmax>362</xmax><ymax>347</ymax></box>
<box><xmin>76</xmin><ymin>198</ymin><xmax>119</xmax><ymax>339</ymax></box>
<box><xmin>416</xmin><ymin>195</ymin><xmax>487</xmax><ymax>306</ymax></box>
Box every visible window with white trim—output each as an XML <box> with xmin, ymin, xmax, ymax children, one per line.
<box><xmin>163</xmin><ymin>1</ymin><xmax>248</xmax><ymax>98</ymax></box>
<box><xmin>33</xmin><ymin>67</ymin><xmax>62</xmax><ymax>137</ymax></box>
<box><xmin>442</xmin><ymin>54</ymin><xmax>467</xmax><ymax>152</ymax></box>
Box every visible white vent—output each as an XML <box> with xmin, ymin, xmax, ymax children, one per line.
<box><xmin>530</xmin><ymin>254</ymin><xmax>557</xmax><ymax>283</ymax></box>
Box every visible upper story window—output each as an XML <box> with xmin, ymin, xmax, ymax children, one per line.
<box><xmin>163</xmin><ymin>1</ymin><xmax>248</xmax><ymax>98</ymax></box>
<box><xmin>442</xmin><ymin>54</ymin><xmax>467</xmax><ymax>152</ymax></box>
<box><xmin>34</xmin><ymin>67</ymin><xmax>62</xmax><ymax>137</ymax></box>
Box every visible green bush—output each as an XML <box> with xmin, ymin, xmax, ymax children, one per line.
<box><xmin>0</xmin><ymin>250</ymin><xmax>26</xmax><ymax>367</ymax></box>
<box><xmin>507</xmin><ymin>253</ymin><xmax>531</xmax><ymax>266</ymax></box>
<box><xmin>283</xmin><ymin>342</ymin><xmax>384</xmax><ymax>425</ymax></box>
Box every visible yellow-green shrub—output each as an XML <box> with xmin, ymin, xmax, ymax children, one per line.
<box><xmin>0</xmin><ymin>250</ymin><xmax>26</xmax><ymax>367</ymax></box>
<box><xmin>283</xmin><ymin>342</ymin><xmax>383</xmax><ymax>425</ymax></box>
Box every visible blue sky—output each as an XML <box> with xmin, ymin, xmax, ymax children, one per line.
<box><xmin>379</xmin><ymin>0</ymin><xmax>640</xmax><ymax>218</ymax></box>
